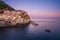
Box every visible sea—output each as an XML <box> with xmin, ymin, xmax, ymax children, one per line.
<box><xmin>0</xmin><ymin>18</ymin><xmax>60</xmax><ymax>40</ymax></box>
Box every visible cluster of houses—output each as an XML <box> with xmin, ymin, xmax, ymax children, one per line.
<box><xmin>0</xmin><ymin>8</ymin><xmax>30</xmax><ymax>26</ymax></box>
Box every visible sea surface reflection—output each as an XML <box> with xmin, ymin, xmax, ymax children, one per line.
<box><xmin>0</xmin><ymin>19</ymin><xmax>60</xmax><ymax>40</ymax></box>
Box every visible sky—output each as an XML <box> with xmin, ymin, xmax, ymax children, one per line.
<box><xmin>2</xmin><ymin>0</ymin><xmax>60</xmax><ymax>18</ymax></box>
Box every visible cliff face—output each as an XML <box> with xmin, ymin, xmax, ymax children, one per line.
<box><xmin>0</xmin><ymin>0</ymin><xmax>15</xmax><ymax>10</ymax></box>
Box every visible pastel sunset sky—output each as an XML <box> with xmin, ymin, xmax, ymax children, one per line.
<box><xmin>3</xmin><ymin>0</ymin><xmax>60</xmax><ymax>18</ymax></box>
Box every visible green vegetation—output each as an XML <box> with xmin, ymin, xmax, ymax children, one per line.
<box><xmin>0</xmin><ymin>0</ymin><xmax>15</xmax><ymax>10</ymax></box>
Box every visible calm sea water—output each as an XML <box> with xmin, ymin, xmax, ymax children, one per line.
<box><xmin>0</xmin><ymin>19</ymin><xmax>60</xmax><ymax>40</ymax></box>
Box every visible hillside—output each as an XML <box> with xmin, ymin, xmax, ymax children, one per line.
<box><xmin>0</xmin><ymin>0</ymin><xmax>15</xmax><ymax>10</ymax></box>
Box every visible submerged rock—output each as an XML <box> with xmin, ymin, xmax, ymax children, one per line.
<box><xmin>30</xmin><ymin>21</ymin><xmax>38</xmax><ymax>26</ymax></box>
<box><xmin>45</xmin><ymin>29</ymin><xmax>51</xmax><ymax>32</ymax></box>
<box><xmin>0</xmin><ymin>9</ymin><xmax>30</xmax><ymax>27</ymax></box>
